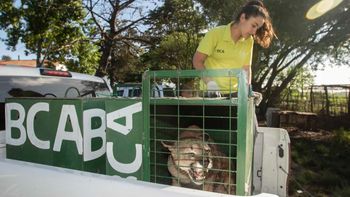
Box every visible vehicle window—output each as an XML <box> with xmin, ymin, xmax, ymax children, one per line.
<box><xmin>0</xmin><ymin>75</ymin><xmax>110</xmax><ymax>131</ymax></box>
<box><xmin>133</xmin><ymin>88</ymin><xmax>142</xmax><ymax>97</ymax></box>
<box><xmin>0</xmin><ymin>76</ymin><xmax>110</xmax><ymax>102</ymax></box>
<box><xmin>115</xmin><ymin>90</ymin><xmax>124</xmax><ymax>97</ymax></box>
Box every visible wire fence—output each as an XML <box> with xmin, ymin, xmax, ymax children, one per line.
<box><xmin>279</xmin><ymin>84</ymin><xmax>350</xmax><ymax>116</ymax></box>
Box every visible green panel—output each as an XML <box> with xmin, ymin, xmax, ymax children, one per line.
<box><xmin>50</xmin><ymin>99</ymin><xmax>84</xmax><ymax>170</ymax></box>
<box><xmin>6</xmin><ymin>98</ymin><xmax>85</xmax><ymax>170</ymax></box>
<box><xmin>6</xmin><ymin>98</ymin><xmax>54</xmax><ymax>165</ymax></box>
<box><xmin>148</xmin><ymin>69</ymin><xmax>241</xmax><ymax>78</ymax></box>
<box><xmin>82</xmin><ymin>99</ymin><xmax>106</xmax><ymax>174</ymax></box>
<box><xmin>150</xmin><ymin>98</ymin><xmax>238</xmax><ymax>106</ymax></box>
<box><xmin>6</xmin><ymin>97</ymin><xmax>148</xmax><ymax>178</ymax></box>
<box><xmin>244</xmin><ymin>98</ymin><xmax>255</xmax><ymax>193</ymax></box>
<box><xmin>105</xmin><ymin>98</ymin><xmax>147</xmax><ymax>180</ymax></box>
<box><xmin>6</xmin><ymin>98</ymin><xmax>112</xmax><ymax>173</ymax></box>
<box><xmin>236</xmin><ymin>70</ymin><xmax>250</xmax><ymax>195</ymax></box>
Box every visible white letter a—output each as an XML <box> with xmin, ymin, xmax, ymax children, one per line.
<box><xmin>53</xmin><ymin>105</ymin><xmax>83</xmax><ymax>155</ymax></box>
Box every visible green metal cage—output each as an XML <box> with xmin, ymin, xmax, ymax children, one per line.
<box><xmin>142</xmin><ymin>69</ymin><xmax>255</xmax><ymax>195</ymax></box>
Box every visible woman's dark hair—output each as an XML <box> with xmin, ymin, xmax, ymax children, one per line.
<box><xmin>235</xmin><ymin>0</ymin><xmax>275</xmax><ymax>48</ymax></box>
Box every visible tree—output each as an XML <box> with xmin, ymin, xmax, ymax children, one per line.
<box><xmin>278</xmin><ymin>67</ymin><xmax>315</xmax><ymax>111</ymax></box>
<box><xmin>0</xmin><ymin>0</ymin><xmax>95</xmax><ymax>68</ymax></box>
<box><xmin>195</xmin><ymin>0</ymin><xmax>244</xmax><ymax>26</ymax></box>
<box><xmin>108</xmin><ymin>40</ymin><xmax>142</xmax><ymax>83</ymax></box>
<box><xmin>141</xmin><ymin>0</ymin><xmax>207</xmax><ymax>70</ymax></box>
<box><xmin>141</xmin><ymin>32</ymin><xmax>199</xmax><ymax>70</ymax></box>
<box><xmin>65</xmin><ymin>40</ymin><xmax>101</xmax><ymax>75</ymax></box>
<box><xmin>1</xmin><ymin>55</ymin><xmax>11</xmax><ymax>61</ymax></box>
<box><xmin>84</xmin><ymin>0</ymin><xmax>159</xmax><ymax>81</ymax></box>
<box><xmin>196</xmin><ymin>0</ymin><xmax>350</xmax><ymax>116</ymax></box>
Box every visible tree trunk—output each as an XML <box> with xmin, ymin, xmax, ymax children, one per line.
<box><xmin>310</xmin><ymin>85</ymin><xmax>314</xmax><ymax>112</ymax></box>
<box><xmin>324</xmin><ymin>86</ymin><xmax>330</xmax><ymax>116</ymax></box>
<box><xmin>36</xmin><ymin>40</ymin><xmax>42</xmax><ymax>68</ymax></box>
<box><xmin>95</xmin><ymin>40</ymin><xmax>112</xmax><ymax>77</ymax></box>
<box><xmin>348</xmin><ymin>90</ymin><xmax>350</xmax><ymax>116</ymax></box>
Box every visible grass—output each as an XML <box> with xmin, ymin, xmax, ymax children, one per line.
<box><xmin>289</xmin><ymin>128</ymin><xmax>350</xmax><ymax>197</ymax></box>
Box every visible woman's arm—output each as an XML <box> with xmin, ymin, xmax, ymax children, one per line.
<box><xmin>193</xmin><ymin>51</ymin><xmax>211</xmax><ymax>83</ymax></box>
<box><xmin>193</xmin><ymin>51</ymin><xmax>207</xmax><ymax>70</ymax></box>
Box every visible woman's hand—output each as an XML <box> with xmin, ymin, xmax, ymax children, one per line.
<box><xmin>206</xmin><ymin>81</ymin><xmax>221</xmax><ymax>97</ymax></box>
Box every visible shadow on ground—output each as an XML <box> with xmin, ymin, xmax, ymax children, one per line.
<box><xmin>287</xmin><ymin>127</ymin><xmax>350</xmax><ymax>197</ymax></box>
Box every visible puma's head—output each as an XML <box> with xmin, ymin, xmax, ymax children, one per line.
<box><xmin>162</xmin><ymin>125</ymin><xmax>213</xmax><ymax>185</ymax></box>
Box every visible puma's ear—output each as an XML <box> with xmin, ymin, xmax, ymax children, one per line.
<box><xmin>204</xmin><ymin>133</ymin><xmax>210</xmax><ymax>141</ymax></box>
<box><xmin>161</xmin><ymin>140</ymin><xmax>175</xmax><ymax>150</ymax></box>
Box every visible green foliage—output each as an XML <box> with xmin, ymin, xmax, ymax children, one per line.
<box><xmin>290</xmin><ymin>129</ymin><xmax>350</xmax><ymax>196</ymax></box>
<box><xmin>278</xmin><ymin>67</ymin><xmax>315</xmax><ymax>109</ymax></box>
<box><xmin>147</xmin><ymin>0</ymin><xmax>207</xmax><ymax>35</ymax></box>
<box><xmin>279</xmin><ymin>67</ymin><xmax>315</xmax><ymax>90</ymax></box>
<box><xmin>0</xmin><ymin>0</ymin><xmax>98</xmax><ymax>72</ymax></box>
<box><xmin>334</xmin><ymin>128</ymin><xmax>350</xmax><ymax>146</ymax></box>
<box><xmin>333</xmin><ymin>186</ymin><xmax>350</xmax><ymax>197</ymax></box>
<box><xmin>142</xmin><ymin>0</ymin><xmax>207</xmax><ymax>71</ymax></box>
<box><xmin>65</xmin><ymin>41</ymin><xmax>100</xmax><ymax>75</ymax></box>
<box><xmin>195</xmin><ymin>0</ymin><xmax>245</xmax><ymax>25</ymax></box>
<box><xmin>1</xmin><ymin>55</ymin><xmax>11</xmax><ymax>61</ymax></box>
<box><xmin>108</xmin><ymin>42</ymin><xmax>142</xmax><ymax>83</ymax></box>
<box><xmin>141</xmin><ymin>32</ymin><xmax>201</xmax><ymax>70</ymax></box>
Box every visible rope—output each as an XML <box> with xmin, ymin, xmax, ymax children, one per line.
<box><xmin>279</xmin><ymin>165</ymin><xmax>315</xmax><ymax>197</ymax></box>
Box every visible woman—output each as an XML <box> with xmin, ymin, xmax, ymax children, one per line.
<box><xmin>193</xmin><ymin>0</ymin><xmax>275</xmax><ymax>97</ymax></box>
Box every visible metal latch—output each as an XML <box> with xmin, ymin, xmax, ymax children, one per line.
<box><xmin>257</xmin><ymin>168</ymin><xmax>262</xmax><ymax>178</ymax></box>
<box><xmin>278</xmin><ymin>144</ymin><xmax>284</xmax><ymax>158</ymax></box>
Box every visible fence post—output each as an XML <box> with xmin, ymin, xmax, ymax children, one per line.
<box><xmin>324</xmin><ymin>86</ymin><xmax>330</xmax><ymax>116</ymax></box>
<box><xmin>310</xmin><ymin>85</ymin><xmax>314</xmax><ymax>112</ymax></box>
<box><xmin>348</xmin><ymin>89</ymin><xmax>350</xmax><ymax>116</ymax></box>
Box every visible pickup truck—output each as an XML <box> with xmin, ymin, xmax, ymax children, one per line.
<box><xmin>0</xmin><ymin>69</ymin><xmax>289</xmax><ymax>197</ymax></box>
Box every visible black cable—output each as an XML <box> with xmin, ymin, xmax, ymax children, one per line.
<box><xmin>279</xmin><ymin>165</ymin><xmax>315</xmax><ymax>197</ymax></box>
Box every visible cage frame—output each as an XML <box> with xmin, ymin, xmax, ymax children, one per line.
<box><xmin>142</xmin><ymin>69</ymin><xmax>255</xmax><ymax>195</ymax></box>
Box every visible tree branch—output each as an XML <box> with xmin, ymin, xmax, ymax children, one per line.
<box><xmin>120</xmin><ymin>0</ymin><xmax>136</xmax><ymax>10</ymax></box>
<box><xmin>85</xmin><ymin>0</ymin><xmax>108</xmax><ymax>39</ymax></box>
<box><xmin>114</xmin><ymin>16</ymin><xmax>148</xmax><ymax>37</ymax></box>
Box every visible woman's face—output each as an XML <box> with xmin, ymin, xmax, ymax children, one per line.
<box><xmin>239</xmin><ymin>14</ymin><xmax>265</xmax><ymax>39</ymax></box>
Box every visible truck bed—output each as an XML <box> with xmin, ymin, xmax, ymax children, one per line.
<box><xmin>0</xmin><ymin>155</ymin><xmax>277</xmax><ymax>197</ymax></box>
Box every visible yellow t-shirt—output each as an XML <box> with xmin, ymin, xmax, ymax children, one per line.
<box><xmin>197</xmin><ymin>22</ymin><xmax>254</xmax><ymax>93</ymax></box>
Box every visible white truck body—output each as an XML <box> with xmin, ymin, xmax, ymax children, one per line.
<box><xmin>0</xmin><ymin>127</ymin><xmax>288</xmax><ymax>197</ymax></box>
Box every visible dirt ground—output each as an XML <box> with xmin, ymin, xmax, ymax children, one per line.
<box><xmin>285</xmin><ymin>126</ymin><xmax>350</xmax><ymax>197</ymax></box>
<box><xmin>286</xmin><ymin>127</ymin><xmax>335</xmax><ymax>140</ymax></box>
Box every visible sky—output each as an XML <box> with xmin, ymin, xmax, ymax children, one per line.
<box><xmin>312</xmin><ymin>64</ymin><xmax>350</xmax><ymax>85</ymax></box>
<box><xmin>0</xmin><ymin>30</ymin><xmax>36</xmax><ymax>60</ymax></box>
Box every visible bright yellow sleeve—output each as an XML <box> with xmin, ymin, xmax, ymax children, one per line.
<box><xmin>243</xmin><ymin>38</ymin><xmax>254</xmax><ymax>66</ymax></box>
<box><xmin>196</xmin><ymin>29</ymin><xmax>219</xmax><ymax>56</ymax></box>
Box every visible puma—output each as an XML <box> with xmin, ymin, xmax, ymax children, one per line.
<box><xmin>162</xmin><ymin>125</ymin><xmax>235</xmax><ymax>194</ymax></box>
